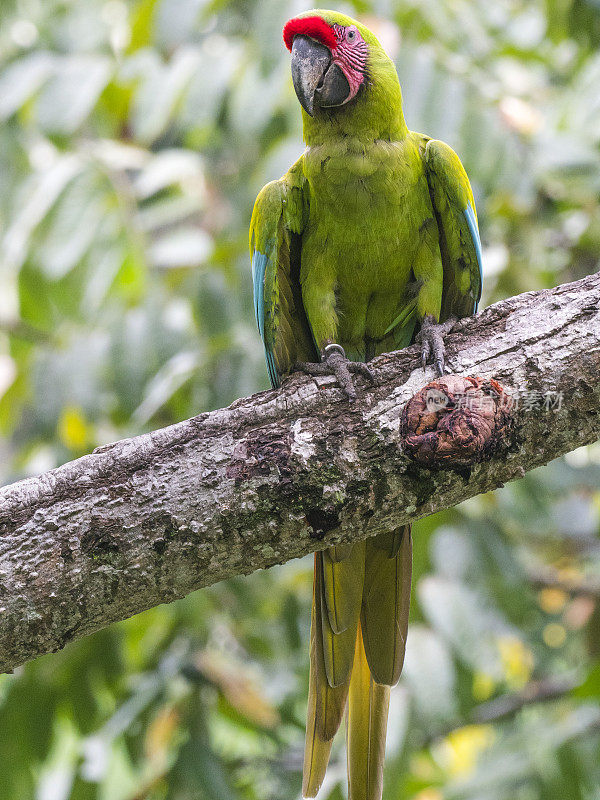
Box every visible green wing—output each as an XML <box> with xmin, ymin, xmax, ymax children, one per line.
<box><xmin>249</xmin><ymin>160</ymin><xmax>317</xmax><ymax>389</ymax></box>
<box><xmin>422</xmin><ymin>138</ymin><xmax>483</xmax><ymax>320</ymax></box>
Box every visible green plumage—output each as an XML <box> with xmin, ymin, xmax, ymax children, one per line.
<box><xmin>250</xmin><ymin>10</ymin><xmax>482</xmax><ymax>800</ymax></box>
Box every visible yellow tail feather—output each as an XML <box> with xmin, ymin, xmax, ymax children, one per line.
<box><xmin>302</xmin><ymin>642</ymin><xmax>334</xmax><ymax>797</ymax></box>
<box><xmin>303</xmin><ymin>553</ymin><xmax>353</xmax><ymax>796</ymax></box>
<box><xmin>320</xmin><ymin>542</ymin><xmax>365</xmax><ymax>687</ymax></box>
<box><xmin>303</xmin><ymin>527</ymin><xmax>412</xmax><ymax>799</ymax></box>
<box><xmin>347</xmin><ymin>622</ymin><xmax>390</xmax><ymax>800</ymax></box>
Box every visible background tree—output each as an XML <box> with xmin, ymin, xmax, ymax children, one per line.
<box><xmin>0</xmin><ymin>0</ymin><xmax>599</xmax><ymax>798</ymax></box>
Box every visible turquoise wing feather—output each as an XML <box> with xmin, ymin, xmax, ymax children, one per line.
<box><xmin>249</xmin><ymin>162</ymin><xmax>316</xmax><ymax>388</ymax></box>
<box><xmin>422</xmin><ymin>138</ymin><xmax>483</xmax><ymax>320</ymax></box>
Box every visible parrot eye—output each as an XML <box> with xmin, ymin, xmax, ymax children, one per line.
<box><xmin>346</xmin><ymin>27</ymin><xmax>357</xmax><ymax>43</ymax></box>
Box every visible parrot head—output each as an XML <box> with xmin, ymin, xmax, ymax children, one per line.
<box><xmin>283</xmin><ymin>9</ymin><xmax>397</xmax><ymax>119</ymax></box>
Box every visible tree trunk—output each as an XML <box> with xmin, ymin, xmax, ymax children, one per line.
<box><xmin>0</xmin><ymin>271</ymin><xmax>599</xmax><ymax>673</ymax></box>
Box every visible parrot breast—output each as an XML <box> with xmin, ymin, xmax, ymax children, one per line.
<box><xmin>299</xmin><ymin>137</ymin><xmax>434</xmax><ymax>351</ymax></box>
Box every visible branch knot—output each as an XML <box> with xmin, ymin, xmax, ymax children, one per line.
<box><xmin>401</xmin><ymin>375</ymin><xmax>513</xmax><ymax>467</ymax></box>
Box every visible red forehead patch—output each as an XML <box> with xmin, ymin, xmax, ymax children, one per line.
<box><xmin>283</xmin><ymin>15</ymin><xmax>337</xmax><ymax>52</ymax></box>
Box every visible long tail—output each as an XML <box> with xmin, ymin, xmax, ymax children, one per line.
<box><xmin>347</xmin><ymin>622</ymin><xmax>390</xmax><ymax>800</ymax></box>
<box><xmin>302</xmin><ymin>527</ymin><xmax>412</xmax><ymax>799</ymax></box>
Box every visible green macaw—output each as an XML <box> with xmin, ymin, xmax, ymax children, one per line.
<box><xmin>250</xmin><ymin>10</ymin><xmax>482</xmax><ymax>799</ymax></box>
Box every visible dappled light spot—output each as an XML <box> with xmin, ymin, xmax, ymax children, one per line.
<box><xmin>543</xmin><ymin>622</ymin><xmax>567</xmax><ymax>648</ymax></box>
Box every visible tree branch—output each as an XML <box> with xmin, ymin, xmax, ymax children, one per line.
<box><xmin>527</xmin><ymin>567</ymin><xmax>600</xmax><ymax>598</ymax></box>
<box><xmin>472</xmin><ymin>674</ymin><xmax>580</xmax><ymax>724</ymax></box>
<box><xmin>0</xmin><ymin>272</ymin><xmax>599</xmax><ymax>672</ymax></box>
<box><xmin>419</xmin><ymin>673</ymin><xmax>580</xmax><ymax>747</ymax></box>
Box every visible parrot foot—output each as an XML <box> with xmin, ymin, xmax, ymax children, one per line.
<box><xmin>416</xmin><ymin>315</ymin><xmax>458</xmax><ymax>377</ymax></box>
<box><xmin>295</xmin><ymin>343</ymin><xmax>376</xmax><ymax>401</ymax></box>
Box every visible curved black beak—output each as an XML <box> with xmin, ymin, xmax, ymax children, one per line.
<box><xmin>291</xmin><ymin>35</ymin><xmax>350</xmax><ymax>116</ymax></box>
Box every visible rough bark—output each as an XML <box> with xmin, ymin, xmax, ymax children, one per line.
<box><xmin>0</xmin><ymin>272</ymin><xmax>599</xmax><ymax>673</ymax></box>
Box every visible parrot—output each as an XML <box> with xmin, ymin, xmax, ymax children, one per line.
<box><xmin>249</xmin><ymin>10</ymin><xmax>482</xmax><ymax>800</ymax></box>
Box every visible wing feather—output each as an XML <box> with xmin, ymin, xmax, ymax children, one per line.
<box><xmin>422</xmin><ymin>138</ymin><xmax>483</xmax><ymax>320</ymax></box>
<box><xmin>249</xmin><ymin>162</ymin><xmax>316</xmax><ymax>388</ymax></box>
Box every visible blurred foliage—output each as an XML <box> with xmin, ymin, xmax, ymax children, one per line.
<box><xmin>0</xmin><ymin>0</ymin><xmax>599</xmax><ymax>798</ymax></box>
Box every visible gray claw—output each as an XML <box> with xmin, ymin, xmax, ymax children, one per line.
<box><xmin>421</xmin><ymin>339</ymin><xmax>431</xmax><ymax>370</ymax></box>
<box><xmin>295</xmin><ymin>343</ymin><xmax>374</xmax><ymax>400</ymax></box>
<box><xmin>417</xmin><ymin>315</ymin><xmax>457</xmax><ymax>376</ymax></box>
<box><xmin>348</xmin><ymin>362</ymin><xmax>377</xmax><ymax>384</ymax></box>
